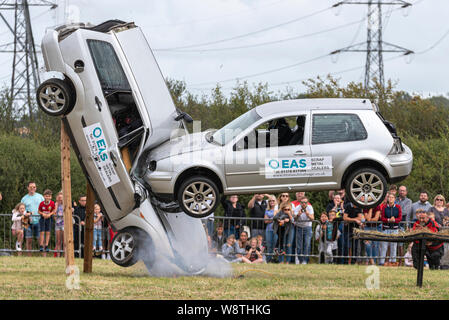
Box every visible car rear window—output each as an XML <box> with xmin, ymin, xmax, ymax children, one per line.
<box><xmin>87</xmin><ymin>39</ymin><xmax>131</xmax><ymax>91</ymax></box>
<box><xmin>312</xmin><ymin>113</ymin><xmax>367</xmax><ymax>144</ymax></box>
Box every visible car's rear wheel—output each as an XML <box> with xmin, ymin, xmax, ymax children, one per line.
<box><xmin>110</xmin><ymin>227</ymin><xmax>141</xmax><ymax>267</ymax></box>
<box><xmin>345</xmin><ymin>167</ymin><xmax>387</xmax><ymax>209</ymax></box>
<box><xmin>36</xmin><ymin>78</ymin><xmax>75</xmax><ymax>116</ymax></box>
<box><xmin>177</xmin><ymin>176</ymin><xmax>219</xmax><ymax>219</ymax></box>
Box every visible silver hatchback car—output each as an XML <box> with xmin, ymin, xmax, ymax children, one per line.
<box><xmin>36</xmin><ymin>20</ymin><xmax>208</xmax><ymax>272</ymax></box>
<box><xmin>145</xmin><ymin>98</ymin><xmax>413</xmax><ymax>218</ymax></box>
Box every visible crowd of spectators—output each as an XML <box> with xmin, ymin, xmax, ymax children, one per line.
<box><xmin>204</xmin><ymin>185</ymin><xmax>449</xmax><ymax>269</ymax></box>
<box><xmin>7</xmin><ymin>181</ymin><xmax>112</xmax><ymax>259</ymax></box>
<box><xmin>4</xmin><ymin>181</ymin><xmax>449</xmax><ymax>269</ymax></box>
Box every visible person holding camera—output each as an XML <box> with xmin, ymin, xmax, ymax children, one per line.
<box><xmin>293</xmin><ymin>195</ymin><xmax>314</xmax><ymax>264</ymax></box>
<box><xmin>412</xmin><ymin>209</ymin><xmax>444</xmax><ymax>270</ymax></box>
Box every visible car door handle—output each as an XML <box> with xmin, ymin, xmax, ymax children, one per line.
<box><xmin>294</xmin><ymin>150</ymin><xmax>306</xmax><ymax>156</ymax></box>
<box><xmin>95</xmin><ymin>96</ymin><xmax>102</xmax><ymax>112</ymax></box>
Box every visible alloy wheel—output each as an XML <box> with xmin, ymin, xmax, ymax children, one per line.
<box><xmin>349</xmin><ymin>172</ymin><xmax>384</xmax><ymax>207</ymax></box>
<box><xmin>38</xmin><ymin>84</ymin><xmax>66</xmax><ymax>114</ymax></box>
<box><xmin>182</xmin><ymin>181</ymin><xmax>216</xmax><ymax>217</ymax></box>
<box><xmin>111</xmin><ymin>232</ymin><xmax>134</xmax><ymax>262</ymax></box>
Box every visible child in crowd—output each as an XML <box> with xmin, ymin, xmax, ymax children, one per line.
<box><xmin>11</xmin><ymin>202</ymin><xmax>25</xmax><ymax>252</ymax></box>
<box><xmin>404</xmin><ymin>242</ymin><xmax>414</xmax><ymax>267</ymax></box>
<box><xmin>315</xmin><ymin>211</ymin><xmax>340</xmax><ymax>264</ymax></box>
<box><xmin>242</xmin><ymin>237</ymin><xmax>264</xmax><ymax>264</ymax></box>
<box><xmin>38</xmin><ymin>189</ymin><xmax>56</xmax><ymax>255</ymax></box>
<box><xmin>93</xmin><ymin>204</ymin><xmax>104</xmax><ymax>254</ymax></box>
<box><xmin>221</xmin><ymin>234</ymin><xmax>244</xmax><ymax>263</ymax></box>
<box><xmin>211</xmin><ymin>223</ymin><xmax>226</xmax><ymax>254</ymax></box>
<box><xmin>256</xmin><ymin>234</ymin><xmax>265</xmax><ymax>255</ymax></box>
<box><xmin>54</xmin><ymin>192</ymin><xmax>64</xmax><ymax>257</ymax></box>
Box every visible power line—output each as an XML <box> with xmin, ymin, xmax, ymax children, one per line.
<box><xmin>190</xmin><ymin>53</ymin><xmax>330</xmax><ymax>87</ymax></box>
<box><xmin>155</xmin><ymin>6</ymin><xmax>332</xmax><ymax>51</ymax></box>
<box><xmin>155</xmin><ymin>18</ymin><xmax>366</xmax><ymax>53</ymax></box>
<box><xmin>187</xmin><ymin>53</ymin><xmax>405</xmax><ymax>91</ymax></box>
<box><xmin>147</xmin><ymin>0</ymin><xmax>288</xmax><ymax>28</ymax></box>
<box><xmin>415</xmin><ymin>27</ymin><xmax>449</xmax><ymax>54</ymax></box>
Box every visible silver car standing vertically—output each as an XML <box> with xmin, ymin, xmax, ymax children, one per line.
<box><xmin>36</xmin><ymin>20</ymin><xmax>207</xmax><ymax>272</ymax></box>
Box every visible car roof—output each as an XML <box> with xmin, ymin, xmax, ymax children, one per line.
<box><xmin>254</xmin><ymin>98</ymin><xmax>374</xmax><ymax>118</ymax></box>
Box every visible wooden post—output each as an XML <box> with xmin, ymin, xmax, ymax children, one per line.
<box><xmin>417</xmin><ymin>239</ymin><xmax>426</xmax><ymax>287</ymax></box>
<box><xmin>84</xmin><ymin>183</ymin><xmax>95</xmax><ymax>273</ymax></box>
<box><xmin>61</xmin><ymin>120</ymin><xmax>75</xmax><ymax>273</ymax></box>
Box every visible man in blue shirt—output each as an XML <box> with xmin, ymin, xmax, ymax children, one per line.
<box><xmin>21</xmin><ymin>181</ymin><xmax>44</xmax><ymax>256</ymax></box>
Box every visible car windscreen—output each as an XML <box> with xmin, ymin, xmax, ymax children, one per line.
<box><xmin>212</xmin><ymin>108</ymin><xmax>261</xmax><ymax>146</ymax></box>
<box><xmin>87</xmin><ymin>39</ymin><xmax>131</xmax><ymax>91</ymax></box>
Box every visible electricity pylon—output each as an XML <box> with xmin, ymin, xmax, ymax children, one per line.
<box><xmin>0</xmin><ymin>0</ymin><xmax>57</xmax><ymax>118</ymax></box>
<box><xmin>331</xmin><ymin>0</ymin><xmax>414</xmax><ymax>92</ymax></box>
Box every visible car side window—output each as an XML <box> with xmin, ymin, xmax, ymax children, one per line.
<box><xmin>236</xmin><ymin>115</ymin><xmax>306</xmax><ymax>150</ymax></box>
<box><xmin>87</xmin><ymin>40</ymin><xmax>131</xmax><ymax>91</ymax></box>
<box><xmin>312</xmin><ymin>113</ymin><xmax>367</xmax><ymax>144</ymax></box>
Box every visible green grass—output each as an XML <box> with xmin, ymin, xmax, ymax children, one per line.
<box><xmin>1</xmin><ymin>256</ymin><xmax>449</xmax><ymax>299</ymax></box>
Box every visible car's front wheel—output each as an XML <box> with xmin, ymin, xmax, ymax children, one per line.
<box><xmin>110</xmin><ymin>227</ymin><xmax>141</xmax><ymax>267</ymax></box>
<box><xmin>177</xmin><ymin>176</ymin><xmax>219</xmax><ymax>219</ymax></box>
<box><xmin>36</xmin><ymin>78</ymin><xmax>75</xmax><ymax>116</ymax></box>
<box><xmin>345</xmin><ymin>168</ymin><xmax>387</xmax><ymax>209</ymax></box>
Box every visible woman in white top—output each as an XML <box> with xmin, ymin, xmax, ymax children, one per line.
<box><xmin>11</xmin><ymin>202</ymin><xmax>26</xmax><ymax>252</ymax></box>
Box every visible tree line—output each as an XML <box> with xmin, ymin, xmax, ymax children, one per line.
<box><xmin>0</xmin><ymin>76</ymin><xmax>448</xmax><ymax>217</ymax></box>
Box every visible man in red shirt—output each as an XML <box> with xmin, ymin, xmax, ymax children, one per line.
<box><xmin>38</xmin><ymin>189</ymin><xmax>56</xmax><ymax>255</ymax></box>
<box><xmin>412</xmin><ymin>209</ymin><xmax>444</xmax><ymax>270</ymax></box>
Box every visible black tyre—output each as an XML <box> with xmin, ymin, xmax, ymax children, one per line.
<box><xmin>110</xmin><ymin>227</ymin><xmax>142</xmax><ymax>267</ymax></box>
<box><xmin>36</xmin><ymin>78</ymin><xmax>75</xmax><ymax>116</ymax></box>
<box><xmin>345</xmin><ymin>167</ymin><xmax>388</xmax><ymax>209</ymax></box>
<box><xmin>177</xmin><ymin>176</ymin><xmax>220</xmax><ymax>219</ymax></box>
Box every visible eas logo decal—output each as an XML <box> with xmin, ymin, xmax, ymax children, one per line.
<box><xmin>265</xmin><ymin>157</ymin><xmax>332</xmax><ymax>179</ymax></box>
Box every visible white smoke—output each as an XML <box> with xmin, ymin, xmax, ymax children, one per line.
<box><xmin>131</xmin><ymin>220</ymin><xmax>232</xmax><ymax>278</ymax></box>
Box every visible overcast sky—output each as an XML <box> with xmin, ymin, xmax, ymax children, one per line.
<box><xmin>0</xmin><ymin>0</ymin><xmax>448</xmax><ymax>98</ymax></box>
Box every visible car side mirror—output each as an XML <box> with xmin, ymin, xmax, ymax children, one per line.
<box><xmin>175</xmin><ymin>111</ymin><xmax>193</xmax><ymax>123</ymax></box>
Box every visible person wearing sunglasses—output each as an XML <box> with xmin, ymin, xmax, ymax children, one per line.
<box><xmin>273</xmin><ymin>202</ymin><xmax>293</xmax><ymax>263</ymax></box>
<box><xmin>429</xmin><ymin>194</ymin><xmax>449</xmax><ymax>227</ymax></box>
<box><xmin>277</xmin><ymin>193</ymin><xmax>291</xmax><ymax>207</ymax></box>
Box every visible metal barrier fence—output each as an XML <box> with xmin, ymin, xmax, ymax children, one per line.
<box><xmin>0</xmin><ymin>212</ymin><xmax>445</xmax><ymax>265</ymax></box>
<box><xmin>201</xmin><ymin>216</ymin><xmax>429</xmax><ymax>265</ymax></box>
<box><xmin>0</xmin><ymin>213</ymin><xmax>110</xmax><ymax>258</ymax></box>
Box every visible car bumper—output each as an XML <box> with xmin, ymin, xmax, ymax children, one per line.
<box><xmin>383</xmin><ymin>143</ymin><xmax>413</xmax><ymax>181</ymax></box>
<box><xmin>145</xmin><ymin>170</ymin><xmax>175</xmax><ymax>195</ymax></box>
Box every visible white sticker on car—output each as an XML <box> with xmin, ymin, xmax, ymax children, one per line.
<box><xmin>83</xmin><ymin>123</ymin><xmax>121</xmax><ymax>188</ymax></box>
<box><xmin>265</xmin><ymin>156</ymin><xmax>332</xmax><ymax>179</ymax></box>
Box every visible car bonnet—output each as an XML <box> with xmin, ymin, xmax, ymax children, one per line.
<box><xmin>113</xmin><ymin>27</ymin><xmax>179</xmax><ymax>151</ymax></box>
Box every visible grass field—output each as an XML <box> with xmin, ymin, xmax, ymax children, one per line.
<box><xmin>1</xmin><ymin>256</ymin><xmax>449</xmax><ymax>300</ymax></box>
